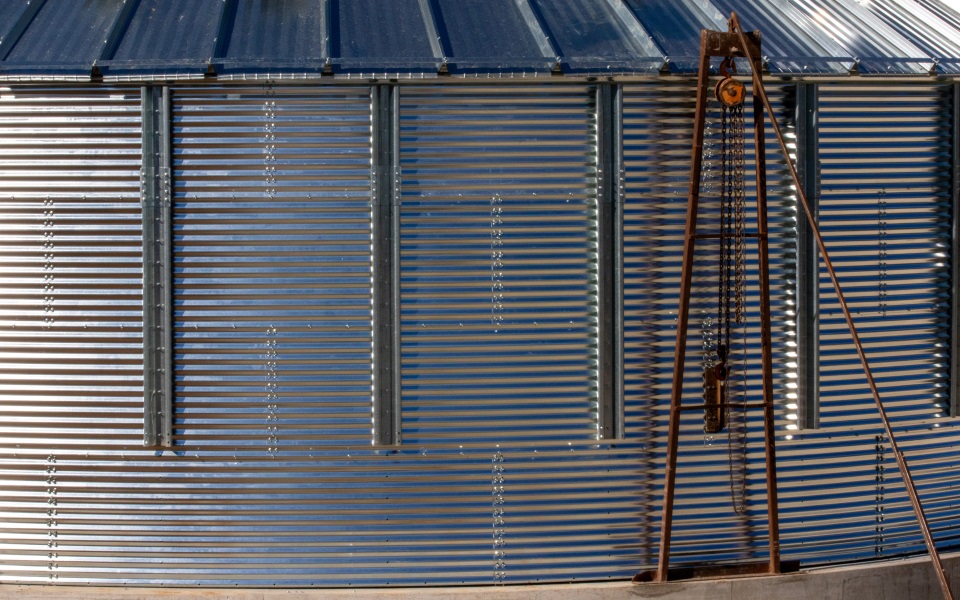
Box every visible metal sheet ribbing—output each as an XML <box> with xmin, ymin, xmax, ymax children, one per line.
<box><xmin>0</xmin><ymin>86</ymin><xmax>143</xmax><ymax>581</ymax></box>
<box><xmin>0</xmin><ymin>81</ymin><xmax>958</xmax><ymax>587</ymax></box>
<box><xmin>172</xmin><ymin>85</ymin><xmax>375</xmax><ymax>449</ymax></box>
<box><xmin>800</xmin><ymin>84</ymin><xmax>955</xmax><ymax>561</ymax></box>
<box><xmin>397</xmin><ymin>86</ymin><xmax>600</xmax><ymax>445</ymax></box>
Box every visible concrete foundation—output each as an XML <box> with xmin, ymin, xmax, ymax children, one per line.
<box><xmin>3</xmin><ymin>553</ymin><xmax>959</xmax><ymax>600</ymax></box>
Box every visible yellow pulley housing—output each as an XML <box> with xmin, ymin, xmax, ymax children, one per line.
<box><xmin>715</xmin><ymin>76</ymin><xmax>745</xmax><ymax>107</ymax></box>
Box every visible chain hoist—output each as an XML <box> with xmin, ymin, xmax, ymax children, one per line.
<box><xmin>702</xmin><ymin>56</ymin><xmax>749</xmax><ymax>515</ymax></box>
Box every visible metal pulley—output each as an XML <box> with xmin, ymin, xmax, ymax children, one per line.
<box><xmin>715</xmin><ymin>57</ymin><xmax>745</xmax><ymax>108</ymax></box>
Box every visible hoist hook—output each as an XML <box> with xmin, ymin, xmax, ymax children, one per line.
<box><xmin>715</xmin><ymin>56</ymin><xmax>746</xmax><ymax>108</ymax></box>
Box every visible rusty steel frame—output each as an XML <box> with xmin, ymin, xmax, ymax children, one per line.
<box><xmin>648</xmin><ymin>13</ymin><xmax>955</xmax><ymax>600</ymax></box>
<box><xmin>652</xmin><ymin>22</ymin><xmax>780</xmax><ymax>583</ymax></box>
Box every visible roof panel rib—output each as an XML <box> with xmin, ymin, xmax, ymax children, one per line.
<box><xmin>103</xmin><ymin>0</ymin><xmax>224</xmax><ymax>79</ymax></box>
<box><xmin>787</xmin><ymin>0</ymin><xmax>934</xmax><ymax>74</ymax></box>
<box><xmin>528</xmin><ymin>0</ymin><xmax>665</xmax><ymax>73</ymax></box>
<box><xmin>623</xmin><ymin>0</ymin><xmax>726</xmax><ymax>72</ymax></box>
<box><xmin>432</xmin><ymin>0</ymin><xmax>553</xmax><ymax>73</ymax></box>
<box><xmin>711</xmin><ymin>0</ymin><xmax>857</xmax><ymax>74</ymax></box>
<box><xmin>856</xmin><ymin>0</ymin><xmax>960</xmax><ymax>74</ymax></box>
<box><xmin>219</xmin><ymin>0</ymin><xmax>327</xmax><ymax>75</ymax></box>
<box><xmin>0</xmin><ymin>0</ymin><xmax>956</xmax><ymax>79</ymax></box>
<box><xmin>0</xmin><ymin>0</ymin><xmax>125</xmax><ymax>78</ymax></box>
<box><xmin>0</xmin><ymin>1</ymin><xmax>32</xmax><ymax>53</ymax></box>
<box><xmin>915</xmin><ymin>0</ymin><xmax>960</xmax><ymax>29</ymax></box>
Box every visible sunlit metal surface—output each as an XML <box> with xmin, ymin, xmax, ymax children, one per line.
<box><xmin>0</xmin><ymin>75</ymin><xmax>958</xmax><ymax>586</ymax></box>
<box><xmin>710</xmin><ymin>0</ymin><xmax>856</xmax><ymax>74</ymax></box>
<box><xmin>172</xmin><ymin>85</ymin><xmax>375</xmax><ymax>450</ymax></box>
<box><xmin>622</xmin><ymin>81</ymin><xmax>799</xmax><ymax>566</ymax></box>
<box><xmin>859</xmin><ymin>0</ymin><xmax>960</xmax><ymax>74</ymax></box>
<box><xmin>398</xmin><ymin>85</ymin><xmax>599</xmax><ymax>445</ymax></box>
<box><xmin>787</xmin><ymin>0</ymin><xmax>934</xmax><ymax>74</ymax></box>
<box><xmin>0</xmin><ymin>86</ymin><xmax>144</xmax><ymax>580</ymax></box>
<box><xmin>809</xmin><ymin>84</ymin><xmax>956</xmax><ymax>559</ymax></box>
<box><xmin>0</xmin><ymin>0</ymin><xmax>959</xmax><ymax>78</ymax></box>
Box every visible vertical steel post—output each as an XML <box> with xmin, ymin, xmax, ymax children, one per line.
<box><xmin>373</xmin><ymin>85</ymin><xmax>401</xmax><ymax>446</ymax></box>
<box><xmin>597</xmin><ymin>83</ymin><xmax>624</xmax><ymax>440</ymax></box>
<box><xmin>796</xmin><ymin>83</ymin><xmax>820</xmax><ymax>429</ymax></box>
<box><xmin>142</xmin><ymin>86</ymin><xmax>173</xmax><ymax>448</ymax></box>
<box><xmin>655</xmin><ymin>31</ymin><xmax>711</xmax><ymax>582</ymax></box>
<box><xmin>749</xmin><ymin>57</ymin><xmax>781</xmax><ymax>575</ymax></box>
<box><xmin>951</xmin><ymin>83</ymin><xmax>960</xmax><ymax>418</ymax></box>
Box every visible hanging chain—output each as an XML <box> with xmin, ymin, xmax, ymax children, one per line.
<box><xmin>727</xmin><ymin>99</ymin><xmax>748</xmax><ymax>517</ymax></box>
<box><xmin>733</xmin><ymin>102</ymin><xmax>746</xmax><ymax>327</ymax></box>
<box><xmin>718</xmin><ymin>103</ymin><xmax>730</xmax><ymax>359</ymax></box>
<box><xmin>716</xmin><ymin>82</ymin><xmax>749</xmax><ymax>516</ymax></box>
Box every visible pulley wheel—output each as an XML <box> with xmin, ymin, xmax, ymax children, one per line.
<box><xmin>715</xmin><ymin>77</ymin><xmax>745</xmax><ymax>107</ymax></box>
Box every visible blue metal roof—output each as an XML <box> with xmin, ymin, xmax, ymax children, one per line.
<box><xmin>0</xmin><ymin>0</ymin><xmax>958</xmax><ymax>79</ymax></box>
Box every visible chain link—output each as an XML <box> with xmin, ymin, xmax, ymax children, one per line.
<box><xmin>718</xmin><ymin>97</ymin><xmax>748</xmax><ymax>516</ymax></box>
<box><xmin>718</xmin><ymin>104</ymin><xmax>730</xmax><ymax>361</ymax></box>
<box><xmin>733</xmin><ymin>103</ymin><xmax>746</xmax><ymax>327</ymax></box>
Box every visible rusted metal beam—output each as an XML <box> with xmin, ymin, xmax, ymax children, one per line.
<box><xmin>636</xmin><ymin>559</ymin><xmax>800</xmax><ymax>583</ymax></box>
<box><xmin>747</xmin><ymin>45</ymin><xmax>782</xmax><ymax>576</ymax></box>
<box><xmin>674</xmin><ymin>402</ymin><xmax>772</xmax><ymax>412</ymax></box>
<box><xmin>654</xmin><ymin>28</ymin><xmax>712</xmax><ymax>584</ymax></box>
<box><xmin>653</xmin><ymin>16</ymin><xmax>781</xmax><ymax>584</ymax></box>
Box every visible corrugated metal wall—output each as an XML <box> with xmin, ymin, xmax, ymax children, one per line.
<box><xmin>800</xmin><ymin>84</ymin><xmax>956</xmax><ymax>560</ymax></box>
<box><xmin>0</xmin><ymin>80</ymin><xmax>958</xmax><ymax>586</ymax></box>
<box><xmin>398</xmin><ymin>86</ymin><xmax>600</xmax><ymax>445</ymax></box>
<box><xmin>0</xmin><ymin>87</ymin><xmax>143</xmax><ymax>581</ymax></box>
<box><xmin>172</xmin><ymin>85</ymin><xmax>375</xmax><ymax>449</ymax></box>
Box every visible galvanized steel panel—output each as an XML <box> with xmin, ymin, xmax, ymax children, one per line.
<box><xmin>0</xmin><ymin>86</ymin><xmax>143</xmax><ymax>580</ymax></box>
<box><xmin>528</xmin><ymin>0</ymin><xmax>665</xmax><ymax>73</ymax></box>
<box><xmin>807</xmin><ymin>84</ymin><xmax>956</xmax><ymax>559</ymax></box>
<box><xmin>787</xmin><ymin>0</ymin><xmax>933</xmax><ymax>74</ymax></box>
<box><xmin>0</xmin><ymin>0</ymin><xmax>956</xmax><ymax>79</ymax></box>
<box><xmin>220</xmin><ymin>0</ymin><xmax>327</xmax><ymax>73</ymax></box>
<box><xmin>710</xmin><ymin>0</ymin><xmax>856</xmax><ymax>74</ymax></box>
<box><xmin>104</xmin><ymin>0</ymin><xmax>222</xmax><ymax>78</ymax></box>
<box><xmin>916</xmin><ymin>0</ymin><xmax>960</xmax><ymax>32</ymax></box>
<box><xmin>0</xmin><ymin>83</ymin><xmax>647</xmax><ymax>588</ymax></box>
<box><xmin>857</xmin><ymin>0</ymin><xmax>960</xmax><ymax>74</ymax></box>
<box><xmin>0</xmin><ymin>1</ymin><xmax>30</xmax><ymax>44</ymax></box>
<box><xmin>397</xmin><ymin>85</ymin><xmax>601</xmax><ymax>446</ymax></box>
<box><xmin>172</xmin><ymin>84</ymin><xmax>375</xmax><ymax>450</ymax></box>
<box><xmin>431</xmin><ymin>0</ymin><xmax>553</xmax><ymax>72</ymax></box>
<box><xmin>623</xmin><ymin>0</ymin><xmax>726</xmax><ymax>71</ymax></box>
<box><xmin>1</xmin><ymin>0</ymin><xmax>123</xmax><ymax>76</ymax></box>
<box><xmin>1</xmin><ymin>80</ymin><xmax>959</xmax><ymax>587</ymax></box>
<box><xmin>335</xmin><ymin>0</ymin><xmax>439</xmax><ymax>71</ymax></box>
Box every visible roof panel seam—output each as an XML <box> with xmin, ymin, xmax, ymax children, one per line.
<box><xmin>602</xmin><ymin>0</ymin><xmax>667</xmax><ymax>63</ymax></box>
<box><xmin>0</xmin><ymin>0</ymin><xmax>47</xmax><ymax>63</ymax></box>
